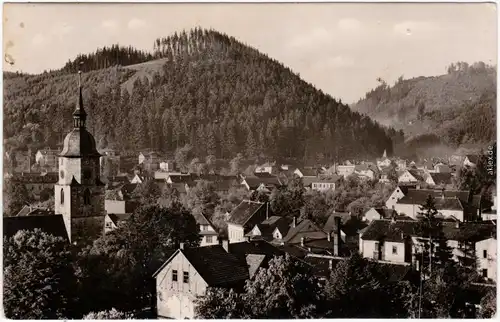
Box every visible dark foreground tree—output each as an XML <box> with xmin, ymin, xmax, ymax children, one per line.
<box><xmin>3</xmin><ymin>229</ymin><xmax>75</xmax><ymax>319</ymax></box>
<box><xmin>195</xmin><ymin>254</ymin><xmax>324</xmax><ymax>319</ymax></box>
<box><xmin>77</xmin><ymin>203</ymin><xmax>200</xmax><ymax>314</ymax></box>
<box><xmin>480</xmin><ymin>288</ymin><xmax>497</xmax><ymax>318</ymax></box>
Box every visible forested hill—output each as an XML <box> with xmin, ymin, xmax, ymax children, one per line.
<box><xmin>4</xmin><ymin>28</ymin><xmax>396</xmax><ymax>162</ymax></box>
<box><xmin>351</xmin><ymin>62</ymin><xmax>496</xmax><ymax>155</ymax></box>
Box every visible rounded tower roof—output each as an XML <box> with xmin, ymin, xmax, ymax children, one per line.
<box><xmin>60</xmin><ymin>128</ymin><xmax>101</xmax><ymax>157</ymax></box>
<box><xmin>59</xmin><ymin>69</ymin><xmax>101</xmax><ymax>158</ymax></box>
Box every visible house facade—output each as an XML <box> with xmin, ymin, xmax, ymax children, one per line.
<box><xmin>194</xmin><ymin>212</ymin><xmax>219</xmax><ymax>247</ymax></box>
<box><xmin>336</xmin><ymin>165</ymin><xmax>356</xmax><ymax>178</ymax></box>
<box><xmin>227</xmin><ymin>200</ymin><xmax>269</xmax><ymax>243</ymax></box>
<box><xmin>398</xmin><ymin>169</ymin><xmax>424</xmax><ymax>183</ymax></box>
<box><xmin>476</xmin><ymin>237</ymin><xmax>497</xmax><ymax>282</ymax></box>
<box><xmin>311</xmin><ymin>176</ymin><xmax>341</xmax><ymax>192</ymax></box>
<box><xmin>35</xmin><ymin>149</ymin><xmax>59</xmax><ymax>172</ymax></box>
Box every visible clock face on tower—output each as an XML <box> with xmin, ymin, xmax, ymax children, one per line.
<box><xmin>83</xmin><ymin>159</ymin><xmax>90</xmax><ymax>166</ymax></box>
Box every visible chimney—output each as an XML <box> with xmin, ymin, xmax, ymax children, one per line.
<box><xmin>333</xmin><ymin>216</ymin><xmax>341</xmax><ymax>257</ymax></box>
<box><xmin>301</xmin><ymin>237</ymin><xmax>305</xmax><ymax>247</ymax></box>
<box><xmin>441</xmin><ymin>187</ymin><xmax>445</xmax><ymax>199</ymax></box>
<box><xmin>401</xmin><ymin>232</ymin><xmax>404</xmax><ymax>240</ymax></box>
<box><xmin>455</xmin><ymin>221</ymin><xmax>460</xmax><ymax>229</ymax></box>
<box><xmin>222</xmin><ymin>240</ymin><xmax>229</xmax><ymax>253</ymax></box>
<box><xmin>293</xmin><ymin>216</ymin><xmax>296</xmax><ymax>228</ymax></box>
<box><xmin>179</xmin><ymin>242</ymin><xmax>184</xmax><ymax>250</ymax></box>
<box><xmin>266</xmin><ymin>202</ymin><xmax>269</xmax><ymax>220</ymax></box>
<box><xmin>416</xmin><ymin>184</ymin><xmax>421</xmax><ymax>190</ymax></box>
<box><xmin>327</xmin><ymin>233</ymin><xmax>331</xmax><ymax>242</ymax></box>
<box><xmin>329</xmin><ymin>259</ymin><xmax>333</xmax><ymax>270</ymax></box>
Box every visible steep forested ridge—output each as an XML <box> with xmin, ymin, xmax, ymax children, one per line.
<box><xmin>352</xmin><ymin>62</ymin><xmax>496</xmax><ymax>152</ymax></box>
<box><xmin>4</xmin><ymin>28</ymin><xmax>395</xmax><ymax>162</ymax></box>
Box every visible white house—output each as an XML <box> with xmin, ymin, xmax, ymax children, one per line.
<box><xmin>425</xmin><ymin>172</ymin><xmax>453</xmax><ymax>187</ymax></box>
<box><xmin>255</xmin><ymin>164</ymin><xmax>274</xmax><ymax>174</ymax></box>
<box><xmin>193</xmin><ymin>212</ymin><xmax>219</xmax><ymax>247</ymax></box>
<box><xmin>159</xmin><ymin>161</ymin><xmax>176</xmax><ymax>172</ymax></box>
<box><xmin>476</xmin><ymin>237</ymin><xmax>496</xmax><ymax>282</ymax></box>
<box><xmin>336</xmin><ymin>165</ymin><xmax>356</xmax><ymax>178</ymax></box>
<box><xmin>153</xmin><ymin>241</ymin><xmax>288</xmax><ymax>319</ymax></box>
<box><xmin>35</xmin><ymin>149</ymin><xmax>59</xmax><ymax>171</ymax></box>
<box><xmin>359</xmin><ymin>219</ymin><xmax>414</xmax><ymax>264</ymax></box>
<box><xmin>311</xmin><ymin>176</ymin><xmax>342</xmax><ymax>192</ymax></box>
<box><xmin>294</xmin><ymin>168</ymin><xmax>320</xmax><ymax>178</ymax></box>
<box><xmin>354</xmin><ymin>164</ymin><xmax>377</xmax><ymax>180</ymax></box>
<box><xmin>227</xmin><ymin>200</ymin><xmax>269</xmax><ymax>243</ymax></box>
<box><xmin>363</xmin><ymin>207</ymin><xmax>398</xmax><ymax>222</ymax></box>
<box><xmin>385</xmin><ymin>185</ymin><xmax>416</xmax><ymax>209</ymax></box>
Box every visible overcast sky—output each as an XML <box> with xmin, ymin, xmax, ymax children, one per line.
<box><xmin>3</xmin><ymin>2</ymin><xmax>497</xmax><ymax>103</ymax></box>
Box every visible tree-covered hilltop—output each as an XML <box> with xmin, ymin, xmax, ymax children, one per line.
<box><xmin>4</xmin><ymin>28</ymin><xmax>396</xmax><ymax>162</ymax></box>
<box><xmin>351</xmin><ymin>62</ymin><xmax>496</xmax><ymax>155</ymax></box>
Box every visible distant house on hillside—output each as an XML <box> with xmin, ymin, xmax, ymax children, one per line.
<box><xmin>398</xmin><ymin>169</ymin><xmax>425</xmax><ymax>184</ymax></box>
<box><xmin>294</xmin><ymin>167</ymin><xmax>321</xmax><ymax>178</ymax></box>
<box><xmin>310</xmin><ymin>176</ymin><xmax>342</xmax><ymax>192</ymax></box>
<box><xmin>463</xmin><ymin>154</ymin><xmax>480</xmax><ymax>167</ymax></box>
<box><xmin>354</xmin><ymin>164</ymin><xmax>377</xmax><ymax>180</ymax></box>
<box><xmin>241</xmin><ymin>175</ymin><xmax>282</xmax><ymax>193</ymax></box>
<box><xmin>336</xmin><ymin>164</ymin><xmax>356</xmax><ymax>178</ymax></box>
<box><xmin>138</xmin><ymin>151</ymin><xmax>161</xmax><ymax>172</ymax></box>
<box><xmin>425</xmin><ymin>172</ymin><xmax>453</xmax><ymax>188</ymax></box>
<box><xmin>35</xmin><ymin>149</ymin><xmax>59</xmax><ymax>171</ymax></box>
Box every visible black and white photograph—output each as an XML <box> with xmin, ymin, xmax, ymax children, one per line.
<box><xmin>2</xmin><ymin>2</ymin><xmax>498</xmax><ymax>319</ymax></box>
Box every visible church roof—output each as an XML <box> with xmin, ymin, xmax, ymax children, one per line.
<box><xmin>59</xmin><ymin>70</ymin><xmax>100</xmax><ymax>158</ymax></box>
<box><xmin>59</xmin><ymin>128</ymin><xmax>101</xmax><ymax>157</ymax></box>
<box><xmin>3</xmin><ymin>214</ymin><xmax>68</xmax><ymax>241</ymax></box>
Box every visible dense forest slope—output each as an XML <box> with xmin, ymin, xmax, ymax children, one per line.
<box><xmin>4</xmin><ymin>28</ymin><xmax>397</xmax><ymax>162</ymax></box>
<box><xmin>351</xmin><ymin>62</ymin><xmax>496</xmax><ymax>156</ymax></box>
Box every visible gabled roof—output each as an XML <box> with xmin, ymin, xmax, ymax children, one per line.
<box><xmin>397</xmin><ymin>184</ymin><xmax>418</xmax><ymax>195</ymax></box>
<box><xmin>397</xmin><ymin>189</ymin><xmax>471</xmax><ymax>207</ymax></box>
<box><xmin>283</xmin><ymin>219</ymin><xmax>326</xmax><ymax>244</ymax></box>
<box><xmin>107</xmin><ymin>213</ymin><xmax>132</xmax><ymax>226</ymax></box>
<box><xmin>181</xmin><ymin>246</ymin><xmax>250</xmax><ymax>287</ymax></box>
<box><xmin>406</xmin><ymin>169</ymin><xmax>425</xmax><ymax>181</ymax></box>
<box><xmin>243</xmin><ymin>176</ymin><xmax>282</xmax><ymax>189</ymax></box>
<box><xmin>193</xmin><ymin>212</ymin><xmax>211</xmax><ymax>226</ymax></box>
<box><xmin>361</xmin><ymin>219</ymin><xmax>416</xmax><ymax>242</ymax></box>
<box><xmin>15</xmin><ymin>205</ymin><xmax>32</xmax><ymax>217</ymax></box>
<box><xmin>368</xmin><ymin>208</ymin><xmax>398</xmax><ymax>219</ymax></box>
<box><xmin>249</xmin><ymin>216</ymin><xmax>291</xmax><ymax>238</ymax></box>
<box><xmin>441</xmin><ymin>221</ymin><xmax>496</xmax><ymax>242</ymax></box>
<box><xmin>465</xmin><ymin>155</ymin><xmax>480</xmax><ymax>164</ymax></box>
<box><xmin>120</xmin><ymin>183</ymin><xmax>138</xmax><ymax>197</ymax></box>
<box><xmin>323</xmin><ymin>213</ymin><xmax>350</xmax><ymax>233</ymax></box>
<box><xmin>427</xmin><ymin>173</ymin><xmax>453</xmax><ymax>185</ymax></box>
<box><xmin>227</xmin><ymin>200</ymin><xmax>266</xmax><ymax>226</ymax></box>
<box><xmin>296</xmin><ymin>168</ymin><xmax>320</xmax><ymax>177</ymax></box>
<box><xmin>3</xmin><ymin>214</ymin><xmax>68</xmax><ymax>240</ymax></box>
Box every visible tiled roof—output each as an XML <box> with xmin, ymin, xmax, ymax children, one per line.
<box><xmin>428</xmin><ymin>173</ymin><xmax>453</xmax><ymax>185</ymax></box>
<box><xmin>398</xmin><ymin>184</ymin><xmax>418</xmax><ymax>195</ymax></box>
<box><xmin>276</xmin><ymin>244</ymin><xmax>310</xmax><ymax>258</ymax></box>
<box><xmin>120</xmin><ymin>183</ymin><xmax>138</xmax><ymax>197</ymax></box>
<box><xmin>107</xmin><ymin>213</ymin><xmax>132</xmax><ymax>226</ymax></box>
<box><xmin>465</xmin><ymin>155</ymin><xmax>480</xmax><ymax>164</ymax></box>
<box><xmin>243</xmin><ymin>176</ymin><xmax>282</xmax><ymax>189</ymax></box>
<box><xmin>11</xmin><ymin>172</ymin><xmax>58</xmax><ymax>184</ymax></box>
<box><xmin>361</xmin><ymin>220</ymin><xmax>417</xmax><ymax>242</ymax></box>
<box><xmin>227</xmin><ymin>200</ymin><xmax>265</xmax><ymax>226</ymax></box>
<box><xmin>323</xmin><ymin>213</ymin><xmax>350</xmax><ymax>233</ymax></box>
<box><xmin>168</xmin><ymin>183</ymin><xmax>187</xmax><ymax>194</ymax></box>
<box><xmin>181</xmin><ymin>245</ymin><xmax>250</xmax><ymax>287</ymax></box>
<box><xmin>283</xmin><ymin>219</ymin><xmax>326</xmax><ymax>244</ymax></box>
<box><xmin>15</xmin><ymin>205</ymin><xmax>32</xmax><ymax>217</ymax></box>
<box><xmin>297</xmin><ymin>168</ymin><xmax>320</xmax><ymax>177</ymax></box>
<box><xmin>407</xmin><ymin>169</ymin><xmax>425</xmax><ymax>181</ymax></box>
<box><xmin>317</xmin><ymin>175</ymin><xmax>343</xmax><ymax>183</ymax></box>
<box><xmin>301</xmin><ymin>176</ymin><xmax>318</xmax><ymax>187</ymax></box>
<box><xmin>193</xmin><ymin>212</ymin><xmax>211</xmax><ymax>226</ymax></box>
<box><xmin>397</xmin><ymin>189</ymin><xmax>470</xmax><ymax>207</ymax></box>
<box><xmin>3</xmin><ymin>214</ymin><xmax>68</xmax><ymax>240</ymax></box>
<box><xmin>362</xmin><ymin>219</ymin><xmax>495</xmax><ymax>243</ymax></box>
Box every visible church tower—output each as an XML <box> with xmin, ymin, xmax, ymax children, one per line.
<box><xmin>54</xmin><ymin>69</ymin><xmax>106</xmax><ymax>244</ymax></box>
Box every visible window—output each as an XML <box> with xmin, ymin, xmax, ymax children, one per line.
<box><xmin>105</xmin><ymin>221</ymin><xmax>112</xmax><ymax>228</ymax></box>
<box><xmin>392</xmin><ymin>246</ymin><xmax>398</xmax><ymax>255</ymax></box>
<box><xmin>202</xmin><ymin>225</ymin><xmax>208</xmax><ymax>231</ymax></box>
<box><xmin>183</xmin><ymin>272</ymin><xmax>189</xmax><ymax>283</ymax></box>
<box><xmin>482</xmin><ymin>269</ymin><xmax>488</xmax><ymax>278</ymax></box>
<box><xmin>206</xmin><ymin>236</ymin><xmax>213</xmax><ymax>244</ymax></box>
<box><xmin>60</xmin><ymin>188</ymin><xmax>64</xmax><ymax>204</ymax></box>
<box><xmin>172</xmin><ymin>270</ymin><xmax>178</xmax><ymax>282</ymax></box>
<box><xmin>83</xmin><ymin>188</ymin><xmax>91</xmax><ymax>205</ymax></box>
<box><xmin>483</xmin><ymin>250</ymin><xmax>488</xmax><ymax>259</ymax></box>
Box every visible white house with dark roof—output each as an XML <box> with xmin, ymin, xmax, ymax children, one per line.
<box><xmin>153</xmin><ymin>240</ymin><xmax>290</xmax><ymax>319</ymax></box>
<box><xmin>193</xmin><ymin>212</ymin><xmax>219</xmax><ymax>246</ymax></box>
<box><xmin>104</xmin><ymin>213</ymin><xmax>132</xmax><ymax>233</ymax></box>
<box><xmin>385</xmin><ymin>184</ymin><xmax>417</xmax><ymax>209</ymax></box>
<box><xmin>336</xmin><ymin>164</ymin><xmax>356</xmax><ymax>178</ymax></box>
<box><xmin>463</xmin><ymin>154</ymin><xmax>480</xmax><ymax>167</ymax></box>
<box><xmin>425</xmin><ymin>172</ymin><xmax>453</xmax><ymax>187</ymax></box>
<box><xmin>227</xmin><ymin>200</ymin><xmax>270</xmax><ymax>243</ymax></box>
<box><xmin>294</xmin><ymin>167</ymin><xmax>321</xmax><ymax>178</ymax></box>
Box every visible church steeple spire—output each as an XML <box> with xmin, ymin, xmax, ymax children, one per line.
<box><xmin>73</xmin><ymin>65</ymin><xmax>87</xmax><ymax>129</ymax></box>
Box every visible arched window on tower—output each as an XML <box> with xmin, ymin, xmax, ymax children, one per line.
<box><xmin>60</xmin><ymin>188</ymin><xmax>64</xmax><ymax>204</ymax></box>
<box><xmin>83</xmin><ymin>189</ymin><xmax>91</xmax><ymax>205</ymax></box>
